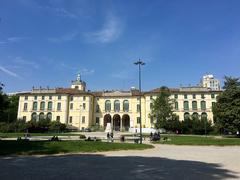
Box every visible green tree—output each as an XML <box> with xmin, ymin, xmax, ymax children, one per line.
<box><xmin>151</xmin><ymin>86</ymin><xmax>176</xmax><ymax>130</ymax></box>
<box><xmin>213</xmin><ymin>76</ymin><xmax>240</xmax><ymax>134</ymax></box>
<box><xmin>5</xmin><ymin>95</ymin><xmax>19</xmax><ymax>123</ymax></box>
<box><xmin>0</xmin><ymin>83</ymin><xmax>9</xmax><ymax>122</ymax></box>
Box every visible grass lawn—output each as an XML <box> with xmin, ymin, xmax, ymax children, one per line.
<box><xmin>0</xmin><ymin>140</ymin><xmax>154</xmax><ymax>155</ymax></box>
<box><xmin>155</xmin><ymin>135</ymin><xmax>240</xmax><ymax>146</ymax></box>
<box><xmin>0</xmin><ymin>133</ymin><xmax>83</xmax><ymax>138</ymax></box>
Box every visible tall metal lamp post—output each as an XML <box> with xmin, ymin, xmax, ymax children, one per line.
<box><xmin>134</xmin><ymin>59</ymin><xmax>145</xmax><ymax>144</ymax></box>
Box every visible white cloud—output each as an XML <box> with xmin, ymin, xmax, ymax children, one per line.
<box><xmin>0</xmin><ymin>36</ymin><xmax>28</xmax><ymax>45</ymax></box>
<box><xmin>48</xmin><ymin>32</ymin><xmax>78</xmax><ymax>43</ymax></box>
<box><xmin>59</xmin><ymin>63</ymin><xmax>94</xmax><ymax>75</ymax></box>
<box><xmin>81</xmin><ymin>68</ymin><xmax>95</xmax><ymax>75</ymax></box>
<box><xmin>13</xmin><ymin>57</ymin><xmax>39</xmax><ymax>69</ymax></box>
<box><xmin>54</xmin><ymin>8</ymin><xmax>77</xmax><ymax>19</ymax></box>
<box><xmin>39</xmin><ymin>6</ymin><xmax>78</xmax><ymax>19</ymax></box>
<box><xmin>0</xmin><ymin>65</ymin><xmax>20</xmax><ymax>78</ymax></box>
<box><xmin>7</xmin><ymin>37</ymin><xmax>28</xmax><ymax>42</ymax></box>
<box><xmin>86</xmin><ymin>15</ymin><xmax>122</xmax><ymax>43</ymax></box>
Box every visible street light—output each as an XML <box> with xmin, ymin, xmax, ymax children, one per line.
<box><xmin>134</xmin><ymin>59</ymin><xmax>145</xmax><ymax>144</ymax></box>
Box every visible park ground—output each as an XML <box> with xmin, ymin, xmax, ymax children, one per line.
<box><xmin>0</xmin><ymin>144</ymin><xmax>240</xmax><ymax>180</ymax></box>
<box><xmin>0</xmin><ymin>132</ymin><xmax>240</xmax><ymax>179</ymax></box>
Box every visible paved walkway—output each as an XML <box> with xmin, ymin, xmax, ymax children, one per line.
<box><xmin>0</xmin><ymin>144</ymin><xmax>240</xmax><ymax>180</ymax></box>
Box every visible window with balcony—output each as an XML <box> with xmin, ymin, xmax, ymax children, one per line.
<box><xmin>40</xmin><ymin>102</ymin><xmax>45</xmax><ymax>110</ymax></box>
<box><xmin>183</xmin><ymin>101</ymin><xmax>189</xmax><ymax>110</ymax></box>
<box><xmin>201</xmin><ymin>101</ymin><xmax>206</xmax><ymax>110</ymax></box>
<box><xmin>192</xmin><ymin>101</ymin><xmax>197</xmax><ymax>110</ymax></box>
<box><xmin>114</xmin><ymin>100</ymin><xmax>120</xmax><ymax>112</ymax></box>
<box><xmin>48</xmin><ymin>102</ymin><xmax>52</xmax><ymax>110</ymax></box>
<box><xmin>33</xmin><ymin>102</ymin><xmax>37</xmax><ymax>110</ymax></box>
<box><xmin>123</xmin><ymin>100</ymin><xmax>129</xmax><ymax>112</ymax></box>
<box><xmin>105</xmin><ymin>100</ymin><xmax>111</xmax><ymax>112</ymax></box>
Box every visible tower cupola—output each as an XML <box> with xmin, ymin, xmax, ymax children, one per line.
<box><xmin>71</xmin><ymin>72</ymin><xmax>86</xmax><ymax>91</ymax></box>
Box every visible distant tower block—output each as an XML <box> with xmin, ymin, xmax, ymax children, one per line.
<box><xmin>201</xmin><ymin>74</ymin><xmax>220</xmax><ymax>90</ymax></box>
<box><xmin>71</xmin><ymin>72</ymin><xmax>86</xmax><ymax>91</ymax></box>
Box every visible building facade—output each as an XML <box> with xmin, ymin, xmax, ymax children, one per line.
<box><xmin>17</xmin><ymin>75</ymin><xmax>222</xmax><ymax>131</ymax></box>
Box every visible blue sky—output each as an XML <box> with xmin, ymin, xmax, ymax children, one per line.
<box><xmin>1</xmin><ymin>0</ymin><xmax>240</xmax><ymax>93</ymax></box>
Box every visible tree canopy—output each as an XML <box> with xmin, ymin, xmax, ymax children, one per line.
<box><xmin>151</xmin><ymin>86</ymin><xmax>175</xmax><ymax>129</ymax></box>
<box><xmin>213</xmin><ymin>76</ymin><xmax>240</xmax><ymax>133</ymax></box>
<box><xmin>0</xmin><ymin>83</ymin><xmax>19</xmax><ymax>122</ymax></box>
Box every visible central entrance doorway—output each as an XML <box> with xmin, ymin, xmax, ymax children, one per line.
<box><xmin>122</xmin><ymin>114</ymin><xmax>130</xmax><ymax>131</ymax></box>
<box><xmin>113</xmin><ymin>114</ymin><xmax>121</xmax><ymax>131</ymax></box>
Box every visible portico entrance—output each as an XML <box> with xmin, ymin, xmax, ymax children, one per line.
<box><xmin>103</xmin><ymin>114</ymin><xmax>111</xmax><ymax>129</ymax></box>
<box><xmin>113</xmin><ymin>114</ymin><xmax>121</xmax><ymax>131</ymax></box>
<box><xmin>122</xmin><ymin>114</ymin><xmax>130</xmax><ymax>131</ymax></box>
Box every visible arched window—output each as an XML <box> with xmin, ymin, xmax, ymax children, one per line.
<box><xmin>39</xmin><ymin>112</ymin><xmax>44</xmax><ymax>120</ymax></box>
<box><xmin>31</xmin><ymin>112</ymin><xmax>37</xmax><ymax>121</ymax></box>
<box><xmin>46</xmin><ymin>112</ymin><xmax>52</xmax><ymax>120</ymax></box>
<box><xmin>184</xmin><ymin>101</ymin><xmax>189</xmax><ymax>110</ymax></box>
<box><xmin>184</xmin><ymin>112</ymin><xmax>190</xmax><ymax>120</ymax></box>
<box><xmin>201</xmin><ymin>112</ymin><xmax>207</xmax><ymax>120</ymax></box>
<box><xmin>48</xmin><ymin>102</ymin><xmax>52</xmax><ymax>110</ymax></box>
<box><xmin>192</xmin><ymin>112</ymin><xmax>199</xmax><ymax>120</ymax></box>
<box><xmin>123</xmin><ymin>100</ymin><xmax>129</xmax><ymax>112</ymax></box>
<box><xmin>105</xmin><ymin>100</ymin><xmax>111</xmax><ymax>112</ymax></box>
<box><xmin>192</xmin><ymin>101</ymin><xmax>197</xmax><ymax>110</ymax></box>
<box><xmin>114</xmin><ymin>100</ymin><xmax>120</xmax><ymax>112</ymax></box>
<box><xmin>33</xmin><ymin>102</ymin><xmax>37</xmax><ymax>110</ymax></box>
<box><xmin>40</xmin><ymin>102</ymin><xmax>45</xmax><ymax>110</ymax></box>
<box><xmin>201</xmin><ymin>101</ymin><xmax>206</xmax><ymax>110</ymax></box>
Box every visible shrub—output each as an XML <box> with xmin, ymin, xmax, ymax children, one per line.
<box><xmin>79</xmin><ymin>134</ymin><xmax>86</xmax><ymax>139</ymax></box>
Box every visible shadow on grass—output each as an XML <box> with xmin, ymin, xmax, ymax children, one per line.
<box><xmin>0</xmin><ymin>140</ymin><xmax>153</xmax><ymax>155</ymax></box>
<box><xmin>0</xmin><ymin>154</ymin><xmax>238</xmax><ymax>180</ymax></box>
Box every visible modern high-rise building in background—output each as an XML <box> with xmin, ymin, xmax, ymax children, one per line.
<box><xmin>201</xmin><ymin>74</ymin><xmax>221</xmax><ymax>91</ymax></box>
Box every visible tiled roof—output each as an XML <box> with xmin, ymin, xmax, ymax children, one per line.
<box><xmin>56</xmin><ymin>88</ymin><xmax>93</xmax><ymax>95</ymax></box>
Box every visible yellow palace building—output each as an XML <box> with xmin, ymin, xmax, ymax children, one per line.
<box><xmin>17</xmin><ymin>74</ymin><xmax>221</xmax><ymax>131</ymax></box>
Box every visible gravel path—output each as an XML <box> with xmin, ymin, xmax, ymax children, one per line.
<box><xmin>0</xmin><ymin>144</ymin><xmax>239</xmax><ymax>180</ymax></box>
